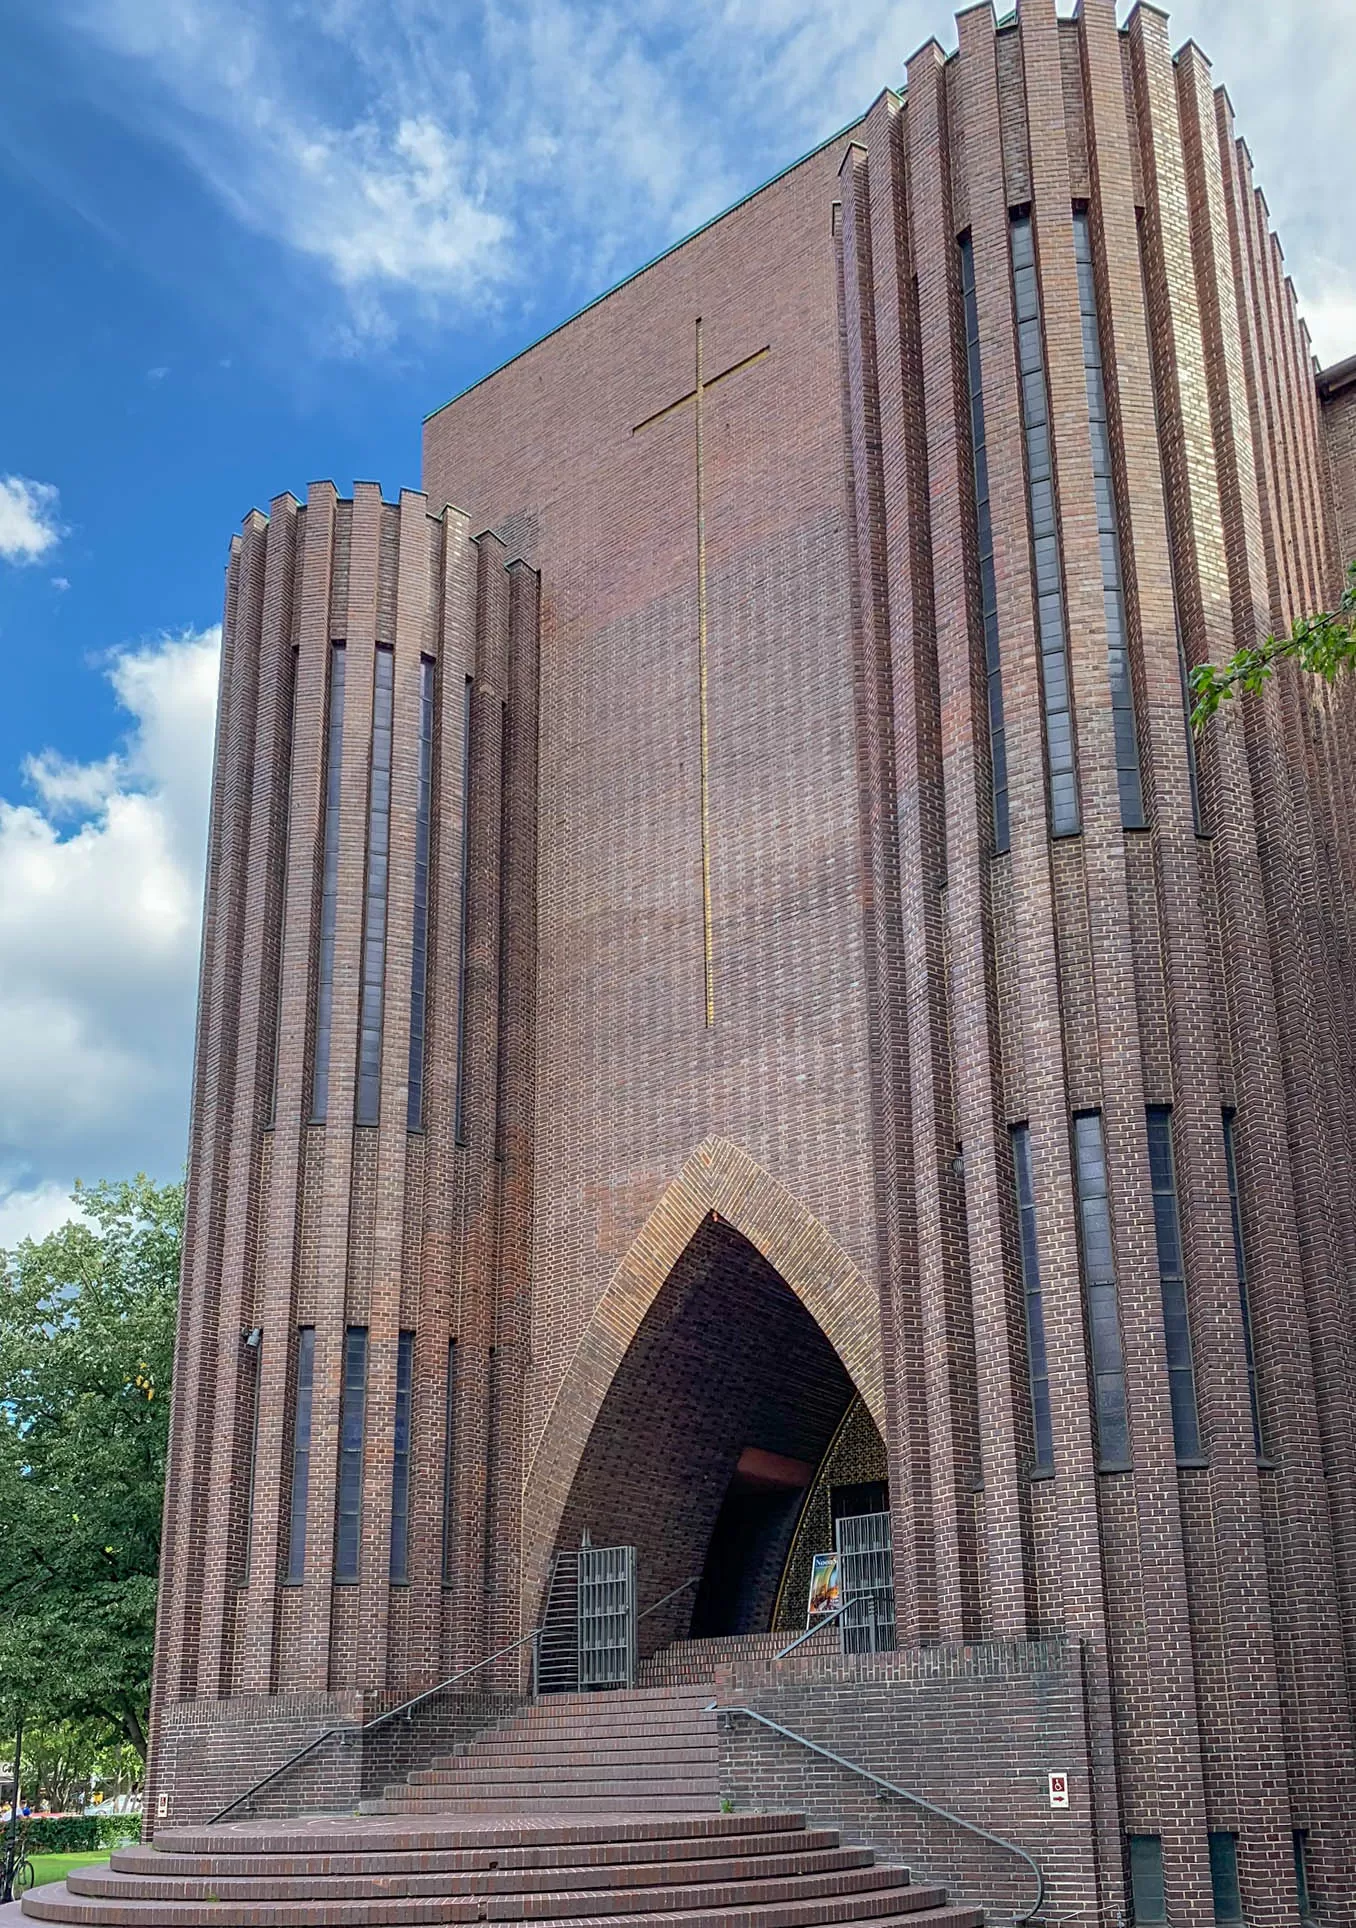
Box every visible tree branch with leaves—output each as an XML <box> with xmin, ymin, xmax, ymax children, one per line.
<box><xmin>1189</xmin><ymin>561</ymin><xmax>1356</xmax><ymax>729</ymax></box>
<box><xmin>0</xmin><ymin>1177</ymin><xmax>182</xmax><ymax>1762</ymax></box>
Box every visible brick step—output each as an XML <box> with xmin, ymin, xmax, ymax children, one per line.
<box><xmin>22</xmin><ymin>1878</ymin><xmax>958</xmax><ymax>1927</ymax></box>
<box><xmin>153</xmin><ymin>1815</ymin><xmax>809</xmax><ymax>1858</ymax></box>
<box><xmin>518</xmin><ymin>1691</ymin><xmax>718</xmax><ymax>1718</ymax></box>
<box><xmin>365</xmin><ymin>1798</ymin><xmax>724</xmax><ymax>1818</ymax></box>
<box><xmin>475</xmin><ymin>1724</ymin><xmax>716</xmax><ymax>1749</ymax></box>
<box><xmin>437</xmin><ymin>1742</ymin><xmax>719</xmax><ymax>1769</ymax></box>
<box><xmin>109</xmin><ymin>1833</ymin><xmax>850</xmax><ymax>1881</ymax></box>
<box><xmin>381</xmin><ymin>1773</ymin><xmax>721</xmax><ymax>1789</ymax></box>
<box><xmin>481</xmin><ymin>1717</ymin><xmax>717</xmax><ymax>1744</ymax></box>
<box><xmin>99</xmin><ymin>1846</ymin><xmax>875</xmax><ymax>1898</ymax></box>
<box><xmin>409</xmin><ymin>1758</ymin><xmax>719</xmax><ymax>1786</ymax></box>
<box><xmin>65</xmin><ymin>1861</ymin><xmax>920</xmax><ymax>1914</ymax></box>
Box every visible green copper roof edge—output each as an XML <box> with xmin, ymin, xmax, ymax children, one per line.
<box><xmin>422</xmin><ymin>106</ymin><xmax>876</xmax><ymax>426</ymax></box>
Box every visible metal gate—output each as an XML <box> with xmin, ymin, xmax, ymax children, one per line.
<box><xmin>577</xmin><ymin>1542</ymin><xmax>637</xmax><ymax>1689</ymax></box>
<box><xmin>835</xmin><ymin>1510</ymin><xmax>896</xmax><ymax>1654</ymax></box>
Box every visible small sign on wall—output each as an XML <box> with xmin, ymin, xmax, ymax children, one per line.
<box><xmin>157</xmin><ymin>1792</ymin><xmax>169</xmax><ymax>1819</ymax></box>
<box><xmin>1048</xmin><ymin>1772</ymin><xmax>1070</xmax><ymax>1810</ymax></box>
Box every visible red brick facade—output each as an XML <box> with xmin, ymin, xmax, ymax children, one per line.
<box><xmin>152</xmin><ymin>4</ymin><xmax>1356</xmax><ymax>1925</ymax></box>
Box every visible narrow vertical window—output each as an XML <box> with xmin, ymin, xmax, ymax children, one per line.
<box><xmin>286</xmin><ymin>1327</ymin><xmax>316</xmax><ymax>1584</ymax></box>
<box><xmin>1073</xmin><ymin>1112</ymin><xmax>1131</xmax><ymax>1469</ymax></box>
<box><xmin>1146</xmin><ymin>1108</ymin><xmax>1202</xmax><ymax>1462</ymax></box>
<box><xmin>312</xmin><ymin>644</ymin><xmax>347</xmax><ymax>1121</ymax></box>
<box><xmin>441</xmin><ymin>1338</ymin><xmax>458</xmax><ymax>1586</ymax></box>
<box><xmin>1208</xmin><ymin>1833</ymin><xmax>1242</xmax><ymax>1923</ymax></box>
<box><xmin>241</xmin><ymin>1335</ymin><xmax>262</xmax><ymax>1586</ymax></box>
<box><xmin>1222</xmin><ymin>1111</ymin><xmax>1265</xmax><ymax>1456</ymax></box>
<box><xmin>1073</xmin><ymin>211</ymin><xmax>1146</xmax><ymax>828</ymax></box>
<box><xmin>268</xmin><ymin>645</ymin><xmax>300</xmax><ymax>1126</ymax></box>
<box><xmin>1011</xmin><ymin>214</ymin><xmax>1079</xmax><ymax>837</ymax></box>
<box><xmin>1128</xmin><ymin>1837</ymin><xmax>1166</xmax><ymax>1924</ymax></box>
<box><xmin>334</xmin><ymin>1326</ymin><xmax>369</xmax><ymax>1583</ymax></box>
<box><xmin>356</xmin><ymin>647</ymin><xmax>394</xmax><ymax>1126</ymax></box>
<box><xmin>1012</xmin><ymin>1126</ymin><xmax>1054</xmax><ymax>1474</ymax></box>
<box><xmin>390</xmin><ymin>1330</ymin><xmax>415</xmax><ymax>1584</ymax></box>
<box><xmin>959</xmin><ymin>233</ymin><xmax>1010</xmax><ymax>854</ymax></box>
<box><xmin>407</xmin><ymin>657</ymin><xmax>435</xmax><ymax>1130</ymax></box>
<box><xmin>454</xmin><ymin>677</ymin><xmax>474</xmax><ymax>1146</ymax></box>
<box><xmin>1293</xmin><ymin>1830</ymin><xmax>1313</xmax><ymax>1922</ymax></box>
<box><xmin>1136</xmin><ymin>213</ymin><xmax>1205</xmax><ymax>835</ymax></box>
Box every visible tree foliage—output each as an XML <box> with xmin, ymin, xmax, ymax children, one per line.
<box><xmin>0</xmin><ymin>1177</ymin><xmax>182</xmax><ymax>1759</ymax></box>
<box><xmin>1189</xmin><ymin>561</ymin><xmax>1356</xmax><ymax>728</ymax></box>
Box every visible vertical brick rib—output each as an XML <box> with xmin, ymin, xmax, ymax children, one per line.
<box><xmin>488</xmin><ymin>557</ymin><xmax>541</xmax><ymax>1665</ymax></box>
<box><xmin>862</xmin><ymin>93</ymin><xmax>949</xmax><ymax>1647</ymax></box>
<box><xmin>1097</xmin><ymin>19</ymin><xmax>1294</xmax><ymax>1918</ymax></box>
<box><xmin>448</xmin><ymin>534</ymin><xmax>510</xmax><ymax>1671</ymax></box>
<box><xmin>356</xmin><ymin>490</ymin><xmax>430</xmax><ymax>1690</ymax></box>
<box><xmin>837</xmin><ymin>129</ymin><xmax>945</xmax><ymax>1646</ymax></box>
<box><xmin>424</xmin><ymin>512</ymin><xmax>476</xmax><ymax>1682</ymax></box>
<box><xmin>163</xmin><ymin>511</ymin><xmax>268</xmax><ymax>1706</ymax></box>
<box><xmin>904</xmin><ymin>46</ymin><xmax>994</xmax><ymax>1644</ymax></box>
<box><xmin>145</xmin><ymin>534</ymin><xmax>241</xmax><ymax>1828</ymax></box>
<box><xmin>198</xmin><ymin>495</ymin><xmax>300</xmax><ymax>1698</ymax></box>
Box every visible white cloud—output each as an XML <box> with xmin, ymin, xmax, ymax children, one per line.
<box><xmin>0</xmin><ymin>627</ymin><xmax>220</xmax><ymax>1207</ymax></box>
<box><xmin>55</xmin><ymin>0</ymin><xmax>1352</xmax><ymax>360</ymax></box>
<box><xmin>0</xmin><ymin>476</ymin><xmax>64</xmax><ymax>565</ymax></box>
<box><xmin>0</xmin><ymin>1181</ymin><xmax>89</xmax><ymax>1254</ymax></box>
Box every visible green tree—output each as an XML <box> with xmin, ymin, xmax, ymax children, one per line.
<box><xmin>1190</xmin><ymin>560</ymin><xmax>1356</xmax><ymax>728</ymax></box>
<box><xmin>0</xmin><ymin>1177</ymin><xmax>182</xmax><ymax>1760</ymax></box>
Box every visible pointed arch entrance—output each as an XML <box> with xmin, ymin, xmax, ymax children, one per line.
<box><xmin>523</xmin><ymin>1139</ymin><xmax>888</xmax><ymax>1652</ymax></box>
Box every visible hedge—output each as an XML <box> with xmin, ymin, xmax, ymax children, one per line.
<box><xmin>12</xmin><ymin>1814</ymin><xmax>140</xmax><ymax>1853</ymax></box>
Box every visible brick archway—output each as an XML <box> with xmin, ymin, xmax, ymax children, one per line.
<box><xmin>522</xmin><ymin>1136</ymin><xmax>884</xmax><ymax>1619</ymax></box>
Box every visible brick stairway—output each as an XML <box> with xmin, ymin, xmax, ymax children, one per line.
<box><xmin>369</xmin><ymin>1683</ymin><xmax>722</xmax><ymax>1816</ymax></box>
<box><xmin>17</xmin><ymin>1683</ymin><xmax>984</xmax><ymax>1927</ymax></box>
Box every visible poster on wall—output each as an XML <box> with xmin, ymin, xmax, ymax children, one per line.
<box><xmin>806</xmin><ymin>1551</ymin><xmax>841</xmax><ymax>1623</ymax></box>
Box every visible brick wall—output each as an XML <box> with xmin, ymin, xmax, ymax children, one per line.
<box><xmin>709</xmin><ymin>1640</ymin><xmax>1095</xmax><ymax>1920</ymax></box>
<box><xmin>1320</xmin><ymin>361</ymin><xmax>1356</xmax><ymax>573</ymax></box>
<box><xmin>156</xmin><ymin>0</ymin><xmax>1356</xmax><ymax>1920</ymax></box>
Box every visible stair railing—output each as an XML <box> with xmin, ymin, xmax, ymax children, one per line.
<box><xmin>207</xmin><ymin>1625</ymin><xmax>544</xmax><ymax>1826</ymax></box>
<box><xmin>707</xmin><ymin>1700</ymin><xmax>1044</xmax><ymax>1924</ymax></box>
<box><xmin>637</xmin><ymin>1576</ymin><xmax>702</xmax><ymax>1623</ymax></box>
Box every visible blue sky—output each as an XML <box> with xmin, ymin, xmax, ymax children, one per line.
<box><xmin>0</xmin><ymin>0</ymin><xmax>1352</xmax><ymax>1247</ymax></box>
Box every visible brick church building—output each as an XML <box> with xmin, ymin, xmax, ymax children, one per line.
<box><xmin>99</xmin><ymin>3</ymin><xmax>1356</xmax><ymax>1927</ymax></box>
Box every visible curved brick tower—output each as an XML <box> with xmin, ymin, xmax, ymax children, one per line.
<box><xmin>148</xmin><ymin>4</ymin><xmax>1356</xmax><ymax>1926</ymax></box>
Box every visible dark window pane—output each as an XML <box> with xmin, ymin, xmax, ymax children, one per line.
<box><xmin>356</xmin><ymin>648</ymin><xmax>395</xmax><ymax>1126</ymax></box>
<box><xmin>1147</xmin><ymin>1108</ymin><xmax>1202</xmax><ymax>1462</ymax></box>
<box><xmin>442</xmin><ymin>1337</ymin><xmax>458</xmax><ymax>1586</ymax></box>
<box><xmin>286</xmin><ymin>1328</ymin><xmax>316</xmax><ymax>1583</ymax></box>
<box><xmin>390</xmin><ymin>1330</ymin><xmax>415</xmax><ymax>1583</ymax></box>
<box><xmin>1129</xmin><ymin>1836</ymin><xmax>1166</xmax><ymax>1923</ymax></box>
<box><xmin>407</xmin><ymin>658</ymin><xmax>436</xmax><ymax>1128</ymax></box>
<box><xmin>959</xmin><ymin>232</ymin><xmax>1009</xmax><ymax>855</ymax></box>
<box><xmin>455</xmin><ymin>678</ymin><xmax>474</xmax><ymax>1143</ymax></box>
<box><xmin>1072</xmin><ymin>210</ymin><xmax>1144</xmax><ymax>829</ymax></box>
<box><xmin>312</xmin><ymin>647</ymin><xmax>347</xmax><ymax>1120</ymax></box>
<box><xmin>1209</xmin><ymin>1832</ymin><xmax>1242</xmax><ymax>1923</ymax></box>
<box><xmin>1075</xmin><ymin>1113</ymin><xmax>1130</xmax><ymax>1468</ymax></box>
<box><xmin>335</xmin><ymin>1327</ymin><xmax>368</xmax><ymax>1583</ymax></box>
<box><xmin>1223</xmin><ymin>1111</ymin><xmax>1265</xmax><ymax>1455</ymax></box>
<box><xmin>1013</xmin><ymin>1125</ymin><xmax>1054</xmax><ymax>1471</ymax></box>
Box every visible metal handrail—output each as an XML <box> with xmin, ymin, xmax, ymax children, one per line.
<box><xmin>774</xmin><ymin>1587</ymin><xmax>893</xmax><ymax>1660</ymax></box>
<box><xmin>708</xmin><ymin>1701</ymin><xmax>1044</xmax><ymax>1923</ymax></box>
<box><xmin>208</xmin><ymin>1625</ymin><xmax>544</xmax><ymax>1825</ymax></box>
<box><xmin>775</xmin><ymin>1598</ymin><xmax>851</xmax><ymax>1658</ymax></box>
<box><xmin>637</xmin><ymin>1576</ymin><xmax>701</xmax><ymax>1622</ymax></box>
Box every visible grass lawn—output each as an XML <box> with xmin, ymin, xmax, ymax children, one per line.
<box><xmin>25</xmin><ymin>1851</ymin><xmax>111</xmax><ymax>1892</ymax></box>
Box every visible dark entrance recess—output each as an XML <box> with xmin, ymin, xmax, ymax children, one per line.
<box><xmin>690</xmin><ymin>1448</ymin><xmax>813</xmax><ymax>1637</ymax></box>
<box><xmin>552</xmin><ymin>1214</ymin><xmax>861</xmax><ymax>1653</ymax></box>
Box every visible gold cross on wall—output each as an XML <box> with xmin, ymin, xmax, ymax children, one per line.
<box><xmin>632</xmin><ymin>318</ymin><xmax>770</xmax><ymax>1028</ymax></box>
